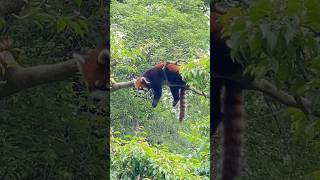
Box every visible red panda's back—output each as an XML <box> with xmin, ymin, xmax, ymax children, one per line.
<box><xmin>154</xmin><ymin>62</ymin><xmax>179</xmax><ymax>73</ymax></box>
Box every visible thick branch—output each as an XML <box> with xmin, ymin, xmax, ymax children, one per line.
<box><xmin>187</xmin><ymin>87</ymin><xmax>208</xmax><ymax>98</ymax></box>
<box><xmin>0</xmin><ymin>0</ymin><xmax>26</xmax><ymax>17</ymax></box>
<box><xmin>0</xmin><ymin>59</ymin><xmax>78</xmax><ymax>98</ymax></box>
<box><xmin>243</xmin><ymin>79</ymin><xmax>311</xmax><ymax>111</ymax></box>
<box><xmin>214</xmin><ymin>74</ymin><xmax>313</xmax><ymax>114</ymax></box>
<box><xmin>215</xmin><ymin>74</ymin><xmax>320</xmax><ymax>118</ymax></box>
<box><xmin>110</xmin><ymin>80</ymin><xmax>135</xmax><ymax>92</ymax></box>
<box><xmin>110</xmin><ymin>80</ymin><xmax>209</xmax><ymax>98</ymax></box>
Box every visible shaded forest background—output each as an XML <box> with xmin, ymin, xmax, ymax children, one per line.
<box><xmin>0</xmin><ymin>1</ymin><xmax>109</xmax><ymax>179</ymax></box>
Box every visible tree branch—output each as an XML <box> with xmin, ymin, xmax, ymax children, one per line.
<box><xmin>243</xmin><ymin>79</ymin><xmax>311</xmax><ymax>112</ymax></box>
<box><xmin>214</xmin><ymin>74</ymin><xmax>313</xmax><ymax>115</ymax></box>
<box><xmin>186</xmin><ymin>86</ymin><xmax>209</xmax><ymax>98</ymax></box>
<box><xmin>110</xmin><ymin>80</ymin><xmax>135</xmax><ymax>92</ymax></box>
<box><xmin>0</xmin><ymin>53</ymin><xmax>78</xmax><ymax>98</ymax></box>
<box><xmin>110</xmin><ymin>80</ymin><xmax>209</xmax><ymax>98</ymax></box>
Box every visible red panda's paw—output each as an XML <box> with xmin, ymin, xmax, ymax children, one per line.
<box><xmin>172</xmin><ymin>99</ymin><xmax>179</xmax><ymax>107</ymax></box>
<box><xmin>152</xmin><ymin>99</ymin><xmax>159</xmax><ymax>108</ymax></box>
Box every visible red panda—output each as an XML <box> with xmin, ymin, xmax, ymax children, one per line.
<box><xmin>134</xmin><ymin>62</ymin><xmax>187</xmax><ymax>121</ymax></box>
<box><xmin>73</xmin><ymin>46</ymin><xmax>109</xmax><ymax>100</ymax></box>
<box><xmin>211</xmin><ymin>4</ymin><xmax>246</xmax><ymax>180</ymax></box>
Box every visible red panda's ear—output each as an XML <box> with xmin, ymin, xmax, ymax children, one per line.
<box><xmin>141</xmin><ymin>77</ymin><xmax>150</xmax><ymax>84</ymax></box>
<box><xmin>97</xmin><ymin>49</ymin><xmax>109</xmax><ymax>64</ymax></box>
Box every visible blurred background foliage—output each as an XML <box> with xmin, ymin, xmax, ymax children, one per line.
<box><xmin>0</xmin><ymin>0</ymin><xmax>109</xmax><ymax>179</ymax></box>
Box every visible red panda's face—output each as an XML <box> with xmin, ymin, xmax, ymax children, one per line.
<box><xmin>74</xmin><ymin>47</ymin><xmax>109</xmax><ymax>100</ymax></box>
<box><xmin>135</xmin><ymin>76</ymin><xmax>150</xmax><ymax>91</ymax></box>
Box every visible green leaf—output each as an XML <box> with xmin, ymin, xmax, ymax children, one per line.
<box><xmin>248</xmin><ymin>32</ymin><xmax>262</xmax><ymax>57</ymax></box>
<box><xmin>231</xmin><ymin>19</ymin><xmax>246</xmax><ymax>33</ymax></box>
<box><xmin>276</xmin><ymin>62</ymin><xmax>289</xmax><ymax>82</ymax></box>
<box><xmin>57</xmin><ymin>18</ymin><xmax>67</xmax><ymax>32</ymax></box>
<box><xmin>259</xmin><ymin>23</ymin><xmax>271</xmax><ymax>39</ymax></box>
<box><xmin>286</xmin><ymin>0</ymin><xmax>302</xmax><ymax>16</ymax></box>
<box><xmin>229</xmin><ymin>31</ymin><xmax>247</xmax><ymax>59</ymax></box>
<box><xmin>220</xmin><ymin>7</ymin><xmax>242</xmax><ymax>28</ymax></box>
<box><xmin>259</xmin><ymin>23</ymin><xmax>278</xmax><ymax>54</ymax></box>
<box><xmin>312</xmin><ymin>141</ymin><xmax>320</xmax><ymax>154</ymax></box>
<box><xmin>310</xmin><ymin>57</ymin><xmax>320</xmax><ymax>70</ymax></box>
<box><xmin>304</xmin><ymin>0</ymin><xmax>320</xmax><ymax>31</ymax></box>
<box><xmin>287</xmin><ymin>108</ymin><xmax>305</xmax><ymax>121</ymax></box>
<box><xmin>312</xmin><ymin>170</ymin><xmax>320</xmax><ymax>180</ymax></box>
<box><xmin>284</xmin><ymin>24</ymin><xmax>296</xmax><ymax>45</ymax></box>
<box><xmin>249</xmin><ymin>0</ymin><xmax>274</xmax><ymax>22</ymax></box>
<box><xmin>69</xmin><ymin>21</ymin><xmax>85</xmax><ymax>37</ymax></box>
<box><xmin>74</xmin><ymin>0</ymin><xmax>82</xmax><ymax>7</ymax></box>
<box><xmin>77</xmin><ymin>19</ymin><xmax>89</xmax><ymax>32</ymax></box>
<box><xmin>0</xmin><ymin>17</ymin><xmax>6</xmax><ymax>29</ymax></box>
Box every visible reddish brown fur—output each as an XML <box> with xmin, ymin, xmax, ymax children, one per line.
<box><xmin>211</xmin><ymin>11</ymin><xmax>225</xmax><ymax>44</ymax></box>
<box><xmin>154</xmin><ymin>62</ymin><xmax>180</xmax><ymax>73</ymax></box>
<box><xmin>134</xmin><ymin>76</ymin><xmax>146</xmax><ymax>90</ymax></box>
<box><xmin>211</xmin><ymin>5</ymin><xmax>226</xmax><ymax>34</ymax></box>
<box><xmin>78</xmin><ymin>46</ymin><xmax>109</xmax><ymax>91</ymax></box>
<box><xmin>211</xmin><ymin>5</ymin><xmax>246</xmax><ymax>180</ymax></box>
<box><xmin>135</xmin><ymin>62</ymin><xmax>180</xmax><ymax>90</ymax></box>
<box><xmin>211</xmin><ymin>12</ymin><xmax>222</xmax><ymax>34</ymax></box>
<box><xmin>222</xmin><ymin>84</ymin><xmax>245</xmax><ymax>180</ymax></box>
<box><xmin>179</xmin><ymin>88</ymin><xmax>186</xmax><ymax>122</ymax></box>
<box><xmin>135</xmin><ymin>62</ymin><xmax>187</xmax><ymax>121</ymax></box>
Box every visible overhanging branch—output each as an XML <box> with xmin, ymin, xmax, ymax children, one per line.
<box><xmin>0</xmin><ymin>57</ymin><xmax>78</xmax><ymax>98</ymax></box>
<box><xmin>110</xmin><ymin>80</ymin><xmax>134</xmax><ymax>92</ymax></box>
<box><xmin>110</xmin><ymin>80</ymin><xmax>209</xmax><ymax>98</ymax></box>
<box><xmin>213</xmin><ymin>74</ymin><xmax>313</xmax><ymax>115</ymax></box>
<box><xmin>244</xmin><ymin>79</ymin><xmax>311</xmax><ymax>112</ymax></box>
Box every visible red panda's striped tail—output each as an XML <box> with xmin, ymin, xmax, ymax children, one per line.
<box><xmin>179</xmin><ymin>87</ymin><xmax>187</xmax><ymax>122</ymax></box>
<box><xmin>222</xmin><ymin>83</ymin><xmax>245</xmax><ymax>180</ymax></box>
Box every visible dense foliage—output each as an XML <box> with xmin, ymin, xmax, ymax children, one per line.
<box><xmin>110</xmin><ymin>0</ymin><xmax>210</xmax><ymax>179</ymax></box>
<box><xmin>0</xmin><ymin>0</ymin><xmax>108</xmax><ymax>179</ymax></box>
<box><xmin>111</xmin><ymin>120</ymin><xmax>209</xmax><ymax>179</ymax></box>
<box><xmin>214</xmin><ymin>0</ymin><xmax>320</xmax><ymax>179</ymax></box>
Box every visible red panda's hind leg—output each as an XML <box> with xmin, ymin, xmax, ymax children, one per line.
<box><xmin>170</xmin><ymin>86</ymin><xmax>180</xmax><ymax>107</ymax></box>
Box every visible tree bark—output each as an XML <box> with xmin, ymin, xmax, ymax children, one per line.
<box><xmin>244</xmin><ymin>79</ymin><xmax>311</xmax><ymax>111</ymax></box>
<box><xmin>0</xmin><ymin>58</ymin><xmax>78</xmax><ymax>98</ymax></box>
<box><xmin>110</xmin><ymin>80</ymin><xmax>134</xmax><ymax>92</ymax></box>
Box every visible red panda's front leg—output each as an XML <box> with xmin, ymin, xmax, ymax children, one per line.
<box><xmin>151</xmin><ymin>85</ymin><xmax>162</xmax><ymax>108</ymax></box>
